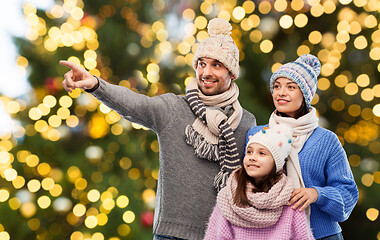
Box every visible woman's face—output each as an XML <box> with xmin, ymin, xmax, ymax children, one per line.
<box><xmin>243</xmin><ymin>143</ymin><xmax>275</xmax><ymax>184</ymax></box>
<box><xmin>272</xmin><ymin>77</ymin><xmax>304</xmax><ymax>118</ymax></box>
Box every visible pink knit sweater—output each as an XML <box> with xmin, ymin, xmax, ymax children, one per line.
<box><xmin>204</xmin><ymin>205</ymin><xmax>314</xmax><ymax>240</ymax></box>
<box><xmin>204</xmin><ymin>171</ymin><xmax>315</xmax><ymax>240</ymax></box>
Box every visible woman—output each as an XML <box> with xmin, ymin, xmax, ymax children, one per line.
<box><xmin>246</xmin><ymin>54</ymin><xmax>358</xmax><ymax>240</ymax></box>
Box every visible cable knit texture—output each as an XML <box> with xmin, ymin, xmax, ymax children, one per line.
<box><xmin>205</xmin><ymin>172</ymin><xmax>314</xmax><ymax>239</ymax></box>
<box><xmin>246</xmin><ymin>125</ymin><xmax>359</xmax><ymax>239</ymax></box>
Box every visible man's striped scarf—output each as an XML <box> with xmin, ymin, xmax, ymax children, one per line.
<box><xmin>185</xmin><ymin>78</ymin><xmax>243</xmax><ymax>191</ymax></box>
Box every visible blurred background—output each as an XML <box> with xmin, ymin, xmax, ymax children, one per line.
<box><xmin>0</xmin><ymin>0</ymin><xmax>379</xmax><ymax>239</ymax></box>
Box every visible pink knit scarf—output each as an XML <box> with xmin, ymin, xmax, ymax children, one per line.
<box><xmin>217</xmin><ymin>170</ymin><xmax>294</xmax><ymax>228</ymax></box>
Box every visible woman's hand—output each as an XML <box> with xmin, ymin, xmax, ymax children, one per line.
<box><xmin>289</xmin><ymin>188</ymin><xmax>318</xmax><ymax>211</ymax></box>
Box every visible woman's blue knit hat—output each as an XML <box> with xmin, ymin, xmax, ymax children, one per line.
<box><xmin>270</xmin><ymin>54</ymin><xmax>321</xmax><ymax>109</ymax></box>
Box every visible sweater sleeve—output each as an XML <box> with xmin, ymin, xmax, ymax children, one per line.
<box><xmin>312</xmin><ymin>131</ymin><xmax>359</xmax><ymax>222</ymax></box>
<box><xmin>291</xmin><ymin>209</ymin><xmax>315</xmax><ymax>240</ymax></box>
<box><xmin>88</xmin><ymin>77</ymin><xmax>177</xmax><ymax>134</ymax></box>
<box><xmin>204</xmin><ymin>206</ymin><xmax>234</xmax><ymax>240</ymax></box>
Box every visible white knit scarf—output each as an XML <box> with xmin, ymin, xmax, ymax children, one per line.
<box><xmin>217</xmin><ymin>170</ymin><xmax>294</xmax><ymax>228</ymax></box>
<box><xmin>268</xmin><ymin>107</ymin><xmax>319</xmax><ymax>220</ymax></box>
<box><xmin>185</xmin><ymin>78</ymin><xmax>243</xmax><ymax>191</ymax></box>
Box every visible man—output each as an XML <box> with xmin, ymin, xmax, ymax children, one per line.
<box><xmin>60</xmin><ymin>18</ymin><xmax>256</xmax><ymax>240</ymax></box>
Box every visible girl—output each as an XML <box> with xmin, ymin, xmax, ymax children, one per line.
<box><xmin>246</xmin><ymin>54</ymin><xmax>358</xmax><ymax>240</ymax></box>
<box><xmin>204</xmin><ymin>126</ymin><xmax>315</xmax><ymax>239</ymax></box>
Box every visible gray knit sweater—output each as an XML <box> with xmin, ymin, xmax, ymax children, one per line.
<box><xmin>90</xmin><ymin>78</ymin><xmax>256</xmax><ymax>239</ymax></box>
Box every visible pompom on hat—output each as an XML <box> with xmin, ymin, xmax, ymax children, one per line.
<box><xmin>270</xmin><ymin>54</ymin><xmax>321</xmax><ymax>109</ymax></box>
<box><xmin>246</xmin><ymin>125</ymin><xmax>293</xmax><ymax>173</ymax></box>
<box><xmin>193</xmin><ymin>18</ymin><xmax>240</xmax><ymax>79</ymax></box>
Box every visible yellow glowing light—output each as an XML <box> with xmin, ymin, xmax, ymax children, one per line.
<box><xmin>27</xmin><ymin>179</ymin><xmax>41</xmax><ymax>192</ymax></box>
<box><xmin>4</xmin><ymin>169</ymin><xmax>17</xmax><ymax>181</ymax></box>
<box><xmin>128</xmin><ymin>168</ymin><xmax>141</xmax><ymax>180</ymax></box>
<box><xmin>339</xmin><ymin>0</ymin><xmax>352</xmax><ymax>4</ymax></box>
<box><xmin>29</xmin><ymin>108</ymin><xmax>42</xmax><ymax>121</ymax></box>
<box><xmin>23</xmin><ymin>3</ymin><xmax>37</xmax><ymax>15</ymax></box>
<box><xmin>28</xmin><ymin>218</ymin><xmax>40</xmax><ymax>231</ymax></box>
<box><xmin>73</xmin><ymin>204</ymin><xmax>86</xmax><ymax>217</ymax></box>
<box><xmin>122</xmin><ymin>211</ymin><xmax>135</xmax><ymax>224</ymax></box>
<box><xmin>297</xmin><ymin>45</ymin><xmax>311</xmax><ymax>56</ymax></box>
<box><xmin>323</xmin><ymin>0</ymin><xmax>336</xmax><ymax>14</ymax></box>
<box><xmin>37</xmin><ymin>103</ymin><xmax>50</xmax><ymax>116</ymax></box>
<box><xmin>361</xmin><ymin>88</ymin><xmax>374</xmax><ymax>102</ymax></box>
<box><xmin>119</xmin><ymin>157</ymin><xmax>132</xmax><ymax>170</ymax></box>
<box><xmin>84</xmin><ymin>58</ymin><xmax>97</xmax><ymax>70</ymax></box>
<box><xmin>41</xmin><ymin>178</ymin><xmax>55</xmax><ymax>190</ymax></box>
<box><xmin>292</xmin><ymin>0</ymin><xmax>305</xmax><ymax>10</ymax></box>
<box><xmin>75</xmin><ymin>178</ymin><xmax>87</xmax><ymax>191</ymax></box>
<box><xmin>336</xmin><ymin>31</ymin><xmax>350</xmax><ymax>43</ymax></box>
<box><xmin>364</xmin><ymin>14</ymin><xmax>377</xmax><ymax>28</ymax></box>
<box><xmin>0</xmin><ymin>189</ymin><xmax>10</xmax><ymax>202</ymax></box>
<box><xmin>232</xmin><ymin>7</ymin><xmax>245</xmax><ymax>21</ymax></box>
<box><xmin>43</xmin><ymin>95</ymin><xmax>57</xmax><ymax>108</ymax></box>
<box><xmin>309</xmin><ymin>31</ymin><xmax>322</xmax><ymax>44</ymax></box>
<box><xmin>373</xmin><ymin>104</ymin><xmax>380</xmax><ymax>117</ymax></box>
<box><xmin>26</xmin><ymin>154</ymin><xmax>39</xmax><ymax>167</ymax></box>
<box><xmin>373</xmin><ymin>84</ymin><xmax>380</xmax><ymax>97</ymax></box>
<box><xmin>48</xmin><ymin>115</ymin><xmax>62</xmax><ymax>128</ymax></box>
<box><xmin>345</xmin><ymin>82</ymin><xmax>359</xmax><ymax>95</ymax></box>
<box><xmin>37</xmin><ymin>196</ymin><xmax>51</xmax><ymax>209</ymax></box>
<box><xmin>369</xmin><ymin>47</ymin><xmax>380</xmax><ymax>60</ymax></box>
<box><xmin>9</xmin><ymin>197</ymin><xmax>21</xmax><ymax>210</ymax></box>
<box><xmin>194</xmin><ymin>16</ymin><xmax>207</xmax><ymax>30</ymax></box>
<box><xmin>49</xmin><ymin>184</ymin><xmax>63</xmax><ymax>197</ymax></box>
<box><xmin>0</xmin><ymin>151</ymin><xmax>11</xmax><ymax>164</ymax></box>
<box><xmin>12</xmin><ymin>176</ymin><xmax>25</xmax><ymax>189</ymax></box>
<box><xmin>142</xmin><ymin>189</ymin><xmax>156</xmax><ymax>204</ymax></box>
<box><xmin>37</xmin><ymin>162</ymin><xmax>51</xmax><ymax>176</ymax></box>
<box><xmin>243</xmin><ymin>1</ymin><xmax>255</xmax><ymax>13</ymax></box>
<box><xmin>50</xmin><ymin>5</ymin><xmax>64</xmax><ymax>18</ymax></box>
<box><xmin>59</xmin><ymin>95</ymin><xmax>73</xmax><ymax>108</ymax></box>
<box><xmin>48</xmin><ymin>26</ymin><xmax>61</xmax><ymax>40</ymax></box>
<box><xmin>260</xmin><ymin>40</ymin><xmax>273</xmax><ymax>53</ymax></box>
<box><xmin>310</xmin><ymin>4</ymin><xmax>324</xmax><ymax>17</ymax></box>
<box><xmin>88</xmin><ymin>189</ymin><xmax>101</xmax><ymax>202</ymax></box>
<box><xmin>152</xmin><ymin>21</ymin><xmax>165</xmax><ymax>33</ymax></box>
<box><xmin>374</xmin><ymin>171</ymin><xmax>380</xmax><ymax>184</ymax></box>
<box><xmin>331</xmin><ymin>99</ymin><xmax>345</xmax><ymax>111</ymax></box>
<box><xmin>182</xmin><ymin>8</ymin><xmax>195</xmax><ymax>21</ymax></box>
<box><xmin>294</xmin><ymin>14</ymin><xmax>308</xmax><ymax>28</ymax></box>
<box><xmin>348</xmin><ymin>104</ymin><xmax>361</xmax><ymax>117</ymax></box>
<box><xmin>118</xmin><ymin>224</ymin><xmax>131</xmax><ymax>237</ymax></box>
<box><xmin>20</xmin><ymin>202</ymin><xmax>37</xmax><ymax>218</ymax></box>
<box><xmin>335</xmin><ymin>75</ymin><xmax>348</xmax><ymax>88</ymax></box>
<box><xmin>57</xmin><ymin>107</ymin><xmax>70</xmax><ymax>120</ymax></box>
<box><xmin>97</xmin><ymin>213</ymin><xmax>108</xmax><ymax>226</ymax></box>
<box><xmin>349</xmin><ymin>21</ymin><xmax>361</xmax><ymax>35</ymax></box>
<box><xmin>0</xmin><ymin>231</ymin><xmax>10</xmax><ymax>240</ymax></box>
<box><xmin>116</xmin><ymin>195</ymin><xmax>129</xmax><ymax>208</ymax></box>
<box><xmin>85</xmin><ymin>215</ymin><xmax>98</xmax><ymax>229</ymax></box>
<box><xmin>111</xmin><ymin>124</ymin><xmax>123</xmax><ymax>135</ymax></box>
<box><xmin>66</xmin><ymin>115</ymin><xmax>79</xmax><ymax>128</ymax></box>
<box><xmin>258</xmin><ymin>1</ymin><xmax>272</xmax><ymax>14</ymax></box>
<box><xmin>102</xmin><ymin>198</ymin><xmax>115</xmax><ymax>210</ymax></box>
<box><xmin>16</xmin><ymin>56</ymin><xmax>28</xmax><ymax>68</ymax></box>
<box><xmin>217</xmin><ymin>10</ymin><xmax>231</xmax><ymax>21</ymax></box>
<box><xmin>354</xmin><ymin>35</ymin><xmax>368</xmax><ymax>50</ymax></box>
<box><xmin>200</xmin><ymin>2</ymin><xmax>213</xmax><ymax>15</ymax></box>
<box><xmin>67</xmin><ymin>57</ymin><xmax>81</xmax><ymax>66</ymax></box>
<box><xmin>68</xmin><ymin>167</ymin><xmax>82</xmax><ymax>181</ymax></box>
<box><xmin>71</xmin><ymin>7</ymin><xmax>84</xmax><ymax>20</ymax></box>
<box><xmin>274</xmin><ymin>0</ymin><xmax>288</xmax><ymax>12</ymax></box>
<box><xmin>356</xmin><ymin>74</ymin><xmax>370</xmax><ymax>87</ymax></box>
<box><xmin>362</xmin><ymin>173</ymin><xmax>373</xmax><ymax>187</ymax></box>
<box><xmin>44</xmin><ymin>38</ymin><xmax>58</xmax><ymax>52</ymax></box>
<box><xmin>279</xmin><ymin>15</ymin><xmax>293</xmax><ymax>29</ymax></box>
<box><xmin>196</xmin><ymin>30</ymin><xmax>209</xmax><ymax>43</ymax></box>
<box><xmin>318</xmin><ymin>78</ymin><xmax>330</xmax><ymax>90</ymax></box>
<box><xmin>366</xmin><ymin>208</ymin><xmax>379</xmax><ymax>221</ymax></box>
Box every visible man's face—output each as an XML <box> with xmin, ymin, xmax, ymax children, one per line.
<box><xmin>195</xmin><ymin>57</ymin><xmax>233</xmax><ymax>96</ymax></box>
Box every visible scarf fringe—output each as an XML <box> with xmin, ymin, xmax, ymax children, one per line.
<box><xmin>185</xmin><ymin>125</ymin><xmax>219</xmax><ymax>161</ymax></box>
<box><xmin>214</xmin><ymin>170</ymin><xmax>230</xmax><ymax>192</ymax></box>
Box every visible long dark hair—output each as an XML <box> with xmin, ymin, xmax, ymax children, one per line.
<box><xmin>233</xmin><ymin>165</ymin><xmax>283</xmax><ymax>207</ymax></box>
<box><xmin>278</xmin><ymin>98</ymin><xmax>309</xmax><ymax>119</ymax></box>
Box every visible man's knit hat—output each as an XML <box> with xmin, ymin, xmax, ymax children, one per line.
<box><xmin>246</xmin><ymin>126</ymin><xmax>293</xmax><ymax>173</ymax></box>
<box><xmin>193</xmin><ymin>18</ymin><xmax>240</xmax><ymax>79</ymax></box>
<box><xmin>270</xmin><ymin>54</ymin><xmax>321</xmax><ymax>109</ymax></box>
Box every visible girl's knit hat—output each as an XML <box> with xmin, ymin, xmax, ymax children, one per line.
<box><xmin>246</xmin><ymin>125</ymin><xmax>293</xmax><ymax>173</ymax></box>
<box><xmin>193</xmin><ymin>18</ymin><xmax>240</xmax><ymax>79</ymax></box>
<box><xmin>270</xmin><ymin>54</ymin><xmax>321</xmax><ymax>109</ymax></box>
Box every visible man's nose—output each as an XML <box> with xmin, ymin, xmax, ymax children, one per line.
<box><xmin>203</xmin><ymin>65</ymin><xmax>212</xmax><ymax>76</ymax></box>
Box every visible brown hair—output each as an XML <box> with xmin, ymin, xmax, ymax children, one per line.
<box><xmin>233</xmin><ymin>165</ymin><xmax>283</xmax><ymax>207</ymax></box>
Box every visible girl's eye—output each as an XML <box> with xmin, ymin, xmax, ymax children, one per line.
<box><xmin>288</xmin><ymin>85</ymin><xmax>296</xmax><ymax>89</ymax></box>
<box><xmin>273</xmin><ymin>84</ymin><xmax>280</xmax><ymax>89</ymax></box>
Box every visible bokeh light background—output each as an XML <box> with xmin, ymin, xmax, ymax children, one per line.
<box><xmin>0</xmin><ymin>0</ymin><xmax>379</xmax><ymax>239</ymax></box>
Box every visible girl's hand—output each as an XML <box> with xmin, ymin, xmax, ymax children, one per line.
<box><xmin>60</xmin><ymin>60</ymin><xmax>98</xmax><ymax>93</ymax></box>
<box><xmin>289</xmin><ymin>188</ymin><xmax>318</xmax><ymax>211</ymax></box>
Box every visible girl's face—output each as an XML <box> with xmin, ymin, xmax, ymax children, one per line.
<box><xmin>243</xmin><ymin>143</ymin><xmax>275</xmax><ymax>184</ymax></box>
<box><xmin>272</xmin><ymin>77</ymin><xmax>304</xmax><ymax>118</ymax></box>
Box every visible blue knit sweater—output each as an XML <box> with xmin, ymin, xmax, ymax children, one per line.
<box><xmin>246</xmin><ymin>125</ymin><xmax>358</xmax><ymax>239</ymax></box>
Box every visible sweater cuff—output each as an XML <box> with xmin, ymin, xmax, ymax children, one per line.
<box><xmin>85</xmin><ymin>75</ymin><xmax>100</xmax><ymax>93</ymax></box>
<box><xmin>313</xmin><ymin>186</ymin><xmax>327</xmax><ymax>206</ymax></box>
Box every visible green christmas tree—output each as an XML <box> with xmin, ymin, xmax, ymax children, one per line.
<box><xmin>0</xmin><ymin>0</ymin><xmax>379</xmax><ymax>239</ymax></box>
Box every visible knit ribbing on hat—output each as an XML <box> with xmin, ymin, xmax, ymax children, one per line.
<box><xmin>193</xmin><ymin>18</ymin><xmax>240</xmax><ymax>79</ymax></box>
<box><xmin>270</xmin><ymin>54</ymin><xmax>321</xmax><ymax>108</ymax></box>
